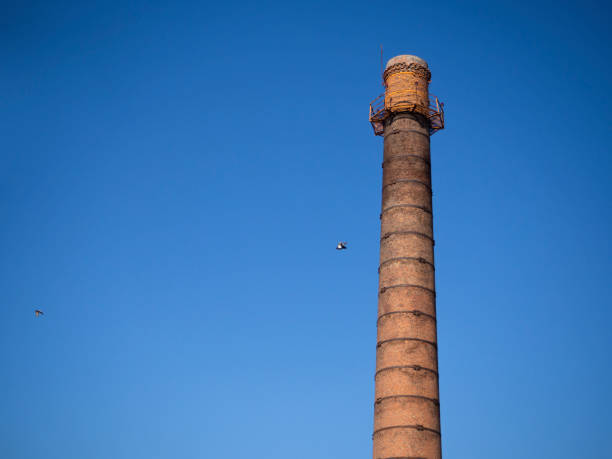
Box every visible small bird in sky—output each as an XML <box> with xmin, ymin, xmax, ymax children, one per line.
<box><xmin>34</xmin><ymin>309</ymin><xmax>44</xmax><ymax>317</ymax></box>
<box><xmin>336</xmin><ymin>241</ymin><xmax>348</xmax><ymax>250</ymax></box>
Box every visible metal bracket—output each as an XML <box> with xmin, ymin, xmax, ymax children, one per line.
<box><xmin>380</xmin><ymin>204</ymin><xmax>432</xmax><ymax>216</ymax></box>
<box><xmin>372</xmin><ymin>424</ymin><xmax>441</xmax><ymax>438</ymax></box>
<box><xmin>375</xmin><ymin>365</ymin><xmax>438</xmax><ymax>378</ymax></box>
<box><xmin>382</xmin><ymin>179</ymin><xmax>431</xmax><ymax>191</ymax></box>
<box><xmin>376</xmin><ymin>457</ymin><xmax>427</xmax><ymax>459</ymax></box>
<box><xmin>380</xmin><ymin>230</ymin><xmax>433</xmax><ymax>243</ymax></box>
<box><xmin>382</xmin><ymin>154</ymin><xmax>430</xmax><ymax>168</ymax></box>
<box><xmin>377</xmin><ymin>337</ymin><xmax>437</xmax><ymax>349</ymax></box>
<box><xmin>379</xmin><ymin>257</ymin><xmax>435</xmax><ymax>271</ymax></box>
<box><xmin>383</xmin><ymin>128</ymin><xmax>431</xmax><ymax>139</ymax></box>
<box><xmin>379</xmin><ymin>284</ymin><xmax>436</xmax><ymax>296</ymax></box>
<box><xmin>375</xmin><ymin>394</ymin><xmax>440</xmax><ymax>407</ymax></box>
<box><xmin>377</xmin><ymin>310</ymin><xmax>436</xmax><ymax>323</ymax></box>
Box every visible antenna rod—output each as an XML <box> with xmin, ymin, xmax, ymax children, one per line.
<box><xmin>380</xmin><ymin>45</ymin><xmax>384</xmax><ymax>85</ymax></box>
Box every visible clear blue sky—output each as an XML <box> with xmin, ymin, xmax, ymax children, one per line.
<box><xmin>1</xmin><ymin>1</ymin><xmax>610</xmax><ymax>458</ymax></box>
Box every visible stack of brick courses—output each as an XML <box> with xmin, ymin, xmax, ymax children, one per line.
<box><xmin>373</xmin><ymin>55</ymin><xmax>441</xmax><ymax>459</ymax></box>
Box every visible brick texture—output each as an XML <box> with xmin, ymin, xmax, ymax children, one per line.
<box><xmin>374</xmin><ymin>105</ymin><xmax>441</xmax><ymax>459</ymax></box>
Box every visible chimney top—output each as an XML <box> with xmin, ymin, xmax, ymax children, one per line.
<box><xmin>385</xmin><ymin>55</ymin><xmax>428</xmax><ymax>69</ymax></box>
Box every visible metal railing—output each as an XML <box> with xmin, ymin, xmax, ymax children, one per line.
<box><xmin>369</xmin><ymin>92</ymin><xmax>445</xmax><ymax>136</ymax></box>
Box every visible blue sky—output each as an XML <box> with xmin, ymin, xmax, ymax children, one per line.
<box><xmin>1</xmin><ymin>1</ymin><xmax>610</xmax><ymax>458</ymax></box>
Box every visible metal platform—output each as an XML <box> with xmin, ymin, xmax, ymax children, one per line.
<box><xmin>369</xmin><ymin>92</ymin><xmax>444</xmax><ymax>136</ymax></box>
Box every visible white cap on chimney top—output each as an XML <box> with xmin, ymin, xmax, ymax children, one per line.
<box><xmin>385</xmin><ymin>55</ymin><xmax>428</xmax><ymax>69</ymax></box>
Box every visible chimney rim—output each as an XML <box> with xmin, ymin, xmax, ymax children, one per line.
<box><xmin>385</xmin><ymin>54</ymin><xmax>428</xmax><ymax>70</ymax></box>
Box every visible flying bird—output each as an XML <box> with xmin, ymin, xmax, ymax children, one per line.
<box><xmin>34</xmin><ymin>309</ymin><xmax>44</xmax><ymax>317</ymax></box>
<box><xmin>336</xmin><ymin>242</ymin><xmax>348</xmax><ymax>250</ymax></box>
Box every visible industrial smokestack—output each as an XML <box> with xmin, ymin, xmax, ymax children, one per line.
<box><xmin>369</xmin><ymin>55</ymin><xmax>445</xmax><ymax>459</ymax></box>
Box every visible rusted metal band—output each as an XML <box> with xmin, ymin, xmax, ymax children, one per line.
<box><xmin>377</xmin><ymin>337</ymin><xmax>437</xmax><ymax>349</ymax></box>
<box><xmin>382</xmin><ymin>154</ymin><xmax>430</xmax><ymax>167</ymax></box>
<box><xmin>383</xmin><ymin>128</ymin><xmax>431</xmax><ymax>140</ymax></box>
<box><xmin>382</xmin><ymin>179</ymin><xmax>431</xmax><ymax>191</ymax></box>
<box><xmin>379</xmin><ymin>257</ymin><xmax>435</xmax><ymax>270</ymax></box>
<box><xmin>380</xmin><ymin>230</ymin><xmax>433</xmax><ymax>242</ymax></box>
<box><xmin>377</xmin><ymin>310</ymin><xmax>436</xmax><ymax>323</ymax></box>
<box><xmin>372</xmin><ymin>424</ymin><xmax>441</xmax><ymax>437</ymax></box>
<box><xmin>379</xmin><ymin>284</ymin><xmax>436</xmax><ymax>296</ymax></box>
<box><xmin>375</xmin><ymin>365</ymin><xmax>438</xmax><ymax>378</ymax></box>
<box><xmin>375</xmin><ymin>457</ymin><xmax>427</xmax><ymax>459</ymax></box>
<box><xmin>375</xmin><ymin>394</ymin><xmax>440</xmax><ymax>406</ymax></box>
<box><xmin>380</xmin><ymin>204</ymin><xmax>432</xmax><ymax>215</ymax></box>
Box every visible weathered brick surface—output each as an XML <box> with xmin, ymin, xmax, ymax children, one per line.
<box><xmin>377</xmin><ymin>313</ymin><xmax>438</xmax><ymax>343</ymax></box>
<box><xmin>382</xmin><ymin>156</ymin><xmax>431</xmax><ymax>187</ymax></box>
<box><xmin>374</xmin><ymin>58</ymin><xmax>441</xmax><ymax>459</ymax></box>
<box><xmin>381</xmin><ymin>206</ymin><xmax>433</xmax><ymax>234</ymax></box>
<box><xmin>382</xmin><ymin>181</ymin><xmax>432</xmax><ymax>210</ymax></box>
<box><xmin>374</xmin><ymin>397</ymin><xmax>440</xmax><ymax>431</ymax></box>
<box><xmin>379</xmin><ymin>259</ymin><xmax>435</xmax><ymax>290</ymax></box>
<box><xmin>378</xmin><ymin>286</ymin><xmax>436</xmax><ymax>317</ymax></box>
<box><xmin>375</xmin><ymin>367</ymin><xmax>439</xmax><ymax>400</ymax></box>
<box><xmin>373</xmin><ymin>428</ymin><xmax>441</xmax><ymax>459</ymax></box>
<box><xmin>380</xmin><ymin>233</ymin><xmax>434</xmax><ymax>263</ymax></box>
<box><xmin>376</xmin><ymin>340</ymin><xmax>438</xmax><ymax>369</ymax></box>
